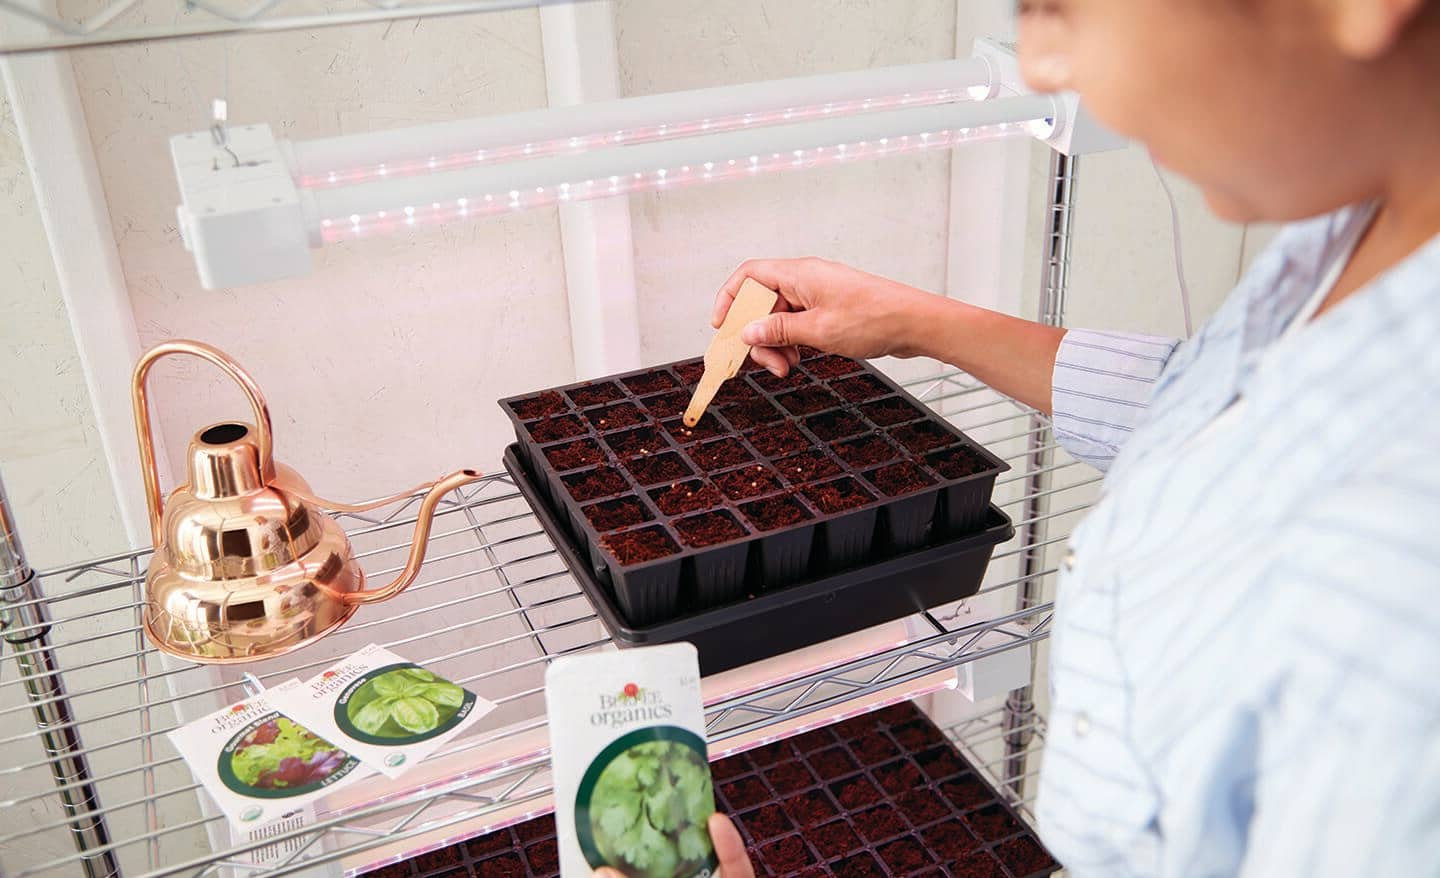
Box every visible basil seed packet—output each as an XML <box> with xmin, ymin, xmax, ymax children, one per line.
<box><xmin>268</xmin><ymin>644</ymin><xmax>496</xmax><ymax>779</ymax></box>
<box><xmin>167</xmin><ymin>680</ymin><xmax>367</xmax><ymax>832</ymax></box>
<box><xmin>546</xmin><ymin>644</ymin><xmax>718</xmax><ymax>878</ymax></box>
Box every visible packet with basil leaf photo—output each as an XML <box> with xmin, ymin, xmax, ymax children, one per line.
<box><xmin>546</xmin><ymin>643</ymin><xmax>718</xmax><ymax>878</ymax></box>
<box><xmin>268</xmin><ymin>644</ymin><xmax>496</xmax><ymax>778</ymax></box>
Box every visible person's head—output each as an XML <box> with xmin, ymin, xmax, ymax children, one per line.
<box><xmin>1017</xmin><ymin>0</ymin><xmax>1440</xmax><ymax>223</ymax></box>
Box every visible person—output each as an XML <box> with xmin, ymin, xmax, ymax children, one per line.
<box><xmin>669</xmin><ymin>0</ymin><xmax>1440</xmax><ymax>875</ymax></box>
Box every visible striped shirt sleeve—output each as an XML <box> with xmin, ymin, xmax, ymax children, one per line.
<box><xmin>1050</xmin><ymin>329</ymin><xmax>1181</xmax><ymax>471</ymax></box>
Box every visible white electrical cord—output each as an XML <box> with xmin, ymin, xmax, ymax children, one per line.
<box><xmin>1151</xmin><ymin>154</ymin><xmax>1195</xmax><ymax>338</ymax></box>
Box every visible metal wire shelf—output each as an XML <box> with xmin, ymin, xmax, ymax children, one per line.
<box><xmin>0</xmin><ymin>0</ymin><xmax>577</xmax><ymax>55</ymax></box>
<box><xmin>0</xmin><ymin>371</ymin><xmax>1095</xmax><ymax>878</ymax></box>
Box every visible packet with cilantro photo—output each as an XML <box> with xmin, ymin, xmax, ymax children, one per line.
<box><xmin>267</xmin><ymin>644</ymin><xmax>496</xmax><ymax>779</ymax></box>
<box><xmin>546</xmin><ymin>644</ymin><xmax>718</xmax><ymax>878</ymax></box>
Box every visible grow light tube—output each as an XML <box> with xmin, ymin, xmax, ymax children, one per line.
<box><xmin>287</xmin><ymin>57</ymin><xmax>996</xmax><ymax>189</ymax></box>
<box><xmin>310</xmin><ymin>92</ymin><xmax>1056</xmax><ymax>243</ymax></box>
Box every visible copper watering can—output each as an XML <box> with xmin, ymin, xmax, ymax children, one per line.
<box><xmin>133</xmin><ymin>340</ymin><xmax>483</xmax><ymax>663</ymax></box>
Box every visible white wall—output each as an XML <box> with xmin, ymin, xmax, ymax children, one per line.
<box><xmin>0</xmin><ymin>0</ymin><xmax>1278</xmax><ymax>871</ymax></box>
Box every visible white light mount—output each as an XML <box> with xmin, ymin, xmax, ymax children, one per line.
<box><xmin>170</xmin><ymin>46</ymin><xmax>1123</xmax><ymax>289</ymax></box>
<box><xmin>972</xmin><ymin>36</ymin><xmax>1127</xmax><ymax>156</ymax></box>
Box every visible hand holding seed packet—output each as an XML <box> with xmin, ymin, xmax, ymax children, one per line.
<box><xmin>547</xmin><ymin>644</ymin><xmax>719</xmax><ymax>878</ymax></box>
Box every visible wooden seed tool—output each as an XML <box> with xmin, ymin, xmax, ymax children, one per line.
<box><xmin>683</xmin><ymin>278</ymin><xmax>779</xmax><ymax>427</ymax></box>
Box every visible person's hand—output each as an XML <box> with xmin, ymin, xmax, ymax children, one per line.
<box><xmin>712</xmin><ymin>257</ymin><xmax>940</xmax><ymax>375</ymax></box>
<box><xmin>593</xmin><ymin>812</ymin><xmax>755</xmax><ymax>878</ymax></box>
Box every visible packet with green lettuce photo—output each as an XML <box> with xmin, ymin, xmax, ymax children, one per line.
<box><xmin>267</xmin><ymin>643</ymin><xmax>495</xmax><ymax>779</ymax></box>
<box><xmin>167</xmin><ymin>680</ymin><xmax>365</xmax><ymax>831</ymax></box>
<box><xmin>546</xmin><ymin>644</ymin><xmax>718</xmax><ymax>878</ymax></box>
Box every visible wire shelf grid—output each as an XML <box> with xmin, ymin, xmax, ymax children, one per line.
<box><xmin>0</xmin><ymin>369</ymin><xmax>1093</xmax><ymax>877</ymax></box>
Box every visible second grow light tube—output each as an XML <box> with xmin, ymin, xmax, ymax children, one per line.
<box><xmin>308</xmin><ymin>93</ymin><xmax>1057</xmax><ymax>242</ymax></box>
<box><xmin>286</xmin><ymin>57</ymin><xmax>997</xmax><ymax>189</ymax></box>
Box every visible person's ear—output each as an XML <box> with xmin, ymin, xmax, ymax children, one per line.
<box><xmin>1328</xmin><ymin>0</ymin><xmax>1429</xmax><ymax>59</ymax></box>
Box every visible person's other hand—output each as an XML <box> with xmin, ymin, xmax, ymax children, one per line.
<box><xmin>713</xmin><ymin>257</ymin><xmax>936</xmax><ymax>375</ymax></box>
<box><xmin>593</xmin><ymin>812</ymin><xmax>755</xmax><ymax>878</ymax></box>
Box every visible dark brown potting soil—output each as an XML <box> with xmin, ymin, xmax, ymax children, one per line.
<box><xmin>673</xmin><ymin>510</ymin><xmax>748</xmax><ymax>548</ymax></box>
<box><xmin>600</xmin><ymin>525</ymin><xmax>679</xmax><ymax>565</ymax></box>
<box><xmin>510</xmin><ymin>390</ymin><xmax>568</xmax><ymax>420</ymax></box>
<box><xmin>542</xmin><ymin>438</ymin><xmax>605</xmax><ymax>471</ymax></box>
<box><xmin>565</xmin><ymin>381</ymin><xmax>624</xmax><ymax>408</ymax></box>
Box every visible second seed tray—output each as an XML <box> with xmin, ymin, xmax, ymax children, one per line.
<box><xmin>500</xmin><ymin>350</ymin><xmax>1010</xmax><ymax>626</ymax></box>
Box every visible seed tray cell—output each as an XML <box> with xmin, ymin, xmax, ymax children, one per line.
<box><xmin>361</xmin><ymin>700</ymin><xmax>1056</xmax><ymax>878</ymax></box>
<box><xmin>500</xmin><ymin>354</ymin><xmax>1010</xmax><ymax>637</ymax></box>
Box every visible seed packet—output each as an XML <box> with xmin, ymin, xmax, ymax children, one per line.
<box><xmin>545</xmin><ymin>644</ymin><xmax>718</xmax><ymax>878</ymax></box>
<box><xmin>266</xmin><ymin>644</ymin><xmax>495</xmax><ymax>778</ymax></box>
<box><xmin>167</xmin><ymin>680</ymin><xmax>366</xmax><ymax>832</ymax></box>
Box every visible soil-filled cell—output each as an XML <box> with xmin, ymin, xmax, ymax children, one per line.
<box><xmin>599</xmin><ymin>525</ymin><xmax>680</xmax><ymax>566</ymax></box>
<box><xmin>623</xmin><ymin>451</ymin><xmax>695</xmax><ymax>487</ymax></box>
<box><xmin>527</xmin><ymin>415</ymin><xmax>587</xmax><ymax>444</ymax></box>
<box><xmin>811</xmin><ymin>820</ymin><xmax>863</xmax><ymax>859</ymax></box>
<box><xmin>542</xmin><ymin>439</ymin><xmax>605</xmax><ymax>472</ymax></box>
<box><xmin>927</xmin><ymin>444</ymin><xmax>991</xmax><ymax>479</ymax></box>
<box><xmin>673</xmin><ymin>510</ymin><xmax>748</xmax><ymax>548</ymax></box>
<box><xmin>584</xmin><ymin>402</ymin><xmax>649</xmax><ymax>432</ymax></box>
<box><xmin>889</xmin><ymin>420</ymin><xmax>957</xmax><ymax>455</ymax></box>
<box><xmin>715</xmin><ymin>465</ymin><xmax>785</xmax><ymax>501</ymax></box>
<box><xmin>753</xmin><ymin>368</ymin><xmax>812</xmax><ymax>392</ymax></box>
<box><xmin>562</xmin><ymin>466</ymin><xmax>628</xmax><ymax>503</ymax></box>
<box><xmin>510</xmin><ymin>391</ymin><xmax>569</xmax><ymax>421</ymax></box>
<box><xmin>740</xmin><ymin>495</ymin><xmax>813</xmax><ymax>532</ymax></box>
<box><xmin>665</xmin><ymin>414</ymin><xmax>726</xmax><ymax>444</ymax></box>
<box><xmin>621</xmin><ymin>370</ymin><xmax>678</xmax><ymax>396</ymax></box>
<box><xmin>775</xmin><ymin>450</ymin><xmax>844</xmax><ymax>486</ymax></box>
<box><xmin>833</xmin><ymin>434</ymin><xmax>901</xmax><ymax>469</ymax></box>
<box><xmin>722</xmin><ymin>398</ymin><xmax>783</xmax><ymax>430</ymax></box>
<box><xmin>650</xmin><ymin>480</ymin><xmax>724</xmax><ymax>516</ymax></box>
<box><xmin>802</xmin><ymin>477</ymin><xmax>876</xmax><ymax>514</ymax></box>
<box><xmin>860</xmin><ymin>396</ymin><xmax>926</xmax><ymax>427</ymax></box>
<box><xmin>777</xmin><ymin>386</ymin><xmax>843</xmax><ymax>417</ymax></box>
<box><xmin>605</xmin><ymin>426</ymin><xmax>667</xmax><ymax>459</ymax></box>
<box><xmin>582</xmin><ymin>496</ymin><xmax>652</xmax><ymax>532</ymax></box>
<box><xmin>831</xmin><ymin>373</ymin><xmax>891</xmax><ymax>403</ymax></box>
<box><xmin>565</xmin><ymin>381</ymin><xmax>625</xmax><ymax>408</ymax></box>
<box><xmin>866</xmin><ymin>461</ymin><xmax>936</xmax><ymax>498</ymax></box>
<box><xmin>805</xmin><ymin>409</ymin><xmax>867</xmax><ymax>442</ymax></box>
<box><xmin>642</xmin><ymin>390</ymin><xmax>690</xmax><ymax>420</ymax></box>
<box><xmin>686</xmin><ymin>437</ymin><xmax>754</xmax><ymax>472</ymax></box>
<box><xmin>745</xmin><ymin>421</ymin><xmax>810</xmax><ymax>458</ymax></box>
<box><xmin>803</xmin><ymin>354</ymin><xmax>863</xmax><ymax>380</ymax></box>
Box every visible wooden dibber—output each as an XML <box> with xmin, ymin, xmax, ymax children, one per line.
<box><xmin>683</xmin><ymin>278</ymin><xmax>779</xmax><ymax>427</ymax></box>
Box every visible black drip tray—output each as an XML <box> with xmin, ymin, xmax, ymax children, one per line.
<box><xmin>506</xmin><ymin>445</ymin><xmax>1013</xmax><ymax>675</ymax></box>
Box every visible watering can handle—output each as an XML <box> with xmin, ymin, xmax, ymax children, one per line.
<box><xmin>131</xmin><ymin>340</ymin><xmax>276</xmax><ymax>548</ymax></box>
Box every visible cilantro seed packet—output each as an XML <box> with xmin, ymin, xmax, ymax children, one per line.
<box><xmin>267</xmin><ymin>644</ymin><xmax>496</xmax><ymax>779</ymax></box>
<box><xmin>167</xmin><ymin>680</ymin><xmax>366</xmax><ymax>832</ymax></box>
<box><xmin>546</xmin><ymin>644</ymin><xmax>718</xmax><ymax>878</ymax></box>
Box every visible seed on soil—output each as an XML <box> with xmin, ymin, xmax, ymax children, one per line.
<box><xmin>583</xmin><ymin>402</ymin><xmax>648</xmax><ymax>431</ymax></box>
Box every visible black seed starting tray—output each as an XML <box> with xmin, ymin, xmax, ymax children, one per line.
<box><xmin>500</xmin><ymin>352</ymin><xmax>1011</xmax><ymax>634</ymax></box>
<box><xmin>361</xmin><ymin>701</ymin><xmax>1058</xmax><ymax>878</ymax></box>
<box><xmin>507</xmin><ymin>446</ymin><xmax>1012</xmax><ymax>676</ymax></box>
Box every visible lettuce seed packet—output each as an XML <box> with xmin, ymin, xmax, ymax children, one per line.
<box><xmin>167</xmin><ymin>680</ymin><xmax>365</xmax><ymax>832</ymax></box>
<box><xmin>546</xmin><ymin>644</ymin><xmax>718</xmax><ymax>878</ymax></box>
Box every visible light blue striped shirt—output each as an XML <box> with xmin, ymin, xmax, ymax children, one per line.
<box><xmin>1037</xmin><ymin>204</ymin><xmax>1440</xmax><ymax>877</ymax></box>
